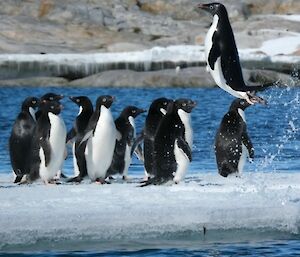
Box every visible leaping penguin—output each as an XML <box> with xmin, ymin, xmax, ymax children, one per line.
<box><xmin>197</xmin><ymin>2</ymin><xmax>267</xmax><ymax>105</ymax></box>
<box><xmin>214</xmin><ymin>98</ymin><xmax>254</xmax><ymax>177</ymax></box>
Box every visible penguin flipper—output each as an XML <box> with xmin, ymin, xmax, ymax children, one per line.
<box><xmin>242</xmin><ymin>132</ymin><xmax>254</xmax><ymax>159</ymax></box>
<box><xmin>131</xmin><ymin>133</ymin><xmax>144</xmax><ymax>156</ymax></box>
<box><xmin>177</xmin><ymin>137</ymin><xmax>192</xmax><ymax>162</ymax></box>
<box><xmin>208</xmin><ymin>33</ymin><xmax>221</xmax><ymax>70</ymax></box>
<box><xmin>80</xmin><ymin>130</ymin><xmax>93</xmax><ymax>145</ymax></box>
<box><xmin>40</xmin><ymin>138</ymin><xmax>52</xmax><ymax>167</ymax></box>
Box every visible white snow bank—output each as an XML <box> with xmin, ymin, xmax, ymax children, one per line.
<box><xmin>0</xmin><ymin>173</ymin><xmax>299</xmax><ymax>250</ymax></box>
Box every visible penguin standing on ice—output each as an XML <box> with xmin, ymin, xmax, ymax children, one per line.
<box><xmin>197</xmin><ymin>2</ymin><xmax>267</xmax><ymax>104</ymax></box>
<box><xmin>28</xmin><ymin>101</ymin><xmax>67</xmax><ymax>184</ymax></box>
<box><xmin>66</xmin><ymin>96</ymin><xmax>93</xmax><ymax>183</ymax></box>
<box><xmin>137</xmin><ymin>98</ymin><xmax>173</xmax><ymax>180</ymax></box>
<box><xmin>82</xmin><ymin>95</ymin><xmax>117</xmax><ymax>183</ymax></box>
<box><xmin>106</xmin><ymin>106</ymin><xmax>146</xmax><ymax>180</ymax></box>
<box><xmin>215</xmin><ymin>98</ymin><xmax>254</xmax><ymax>177</ymax></box>
<box><xmin>9</xmin><ymin>97</ymin><xmax>40</xmax><ymax>183</ymax></box>
<box><xmin>141</xmin><ymin>99</ymin><xmax>196</xmax><ymax>186</ymax></box>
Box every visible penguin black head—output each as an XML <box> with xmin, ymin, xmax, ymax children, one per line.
<box><xmin>40</xmin><ymin>100</ymin><xmax>62</xmax><ymax>115</ymax></box>
<box><xmin>96</xmin><ymin>95</ymin><xmax>115</xmax><ymax>109</ymax></box>
<box><xmin>121</xmin><ymin>106</ymin><xmax>147</xmax><ymax>119</ymax></box>
<box><xmin>69</xmin><ymin>96</ymin><xmax>93</xmax><ymax>109</ymax></box>
<box><xmin>229</xmin><ymin>98</ymin><xmax>251</xmax><ymax>111</ymax></box>
<box><xmin>149</xmin><ymin>98</ymin><xmax>173</xmax><ymax>115</ymax></box>
<box><xmin>21</xmin><ymin>97</ymin><xmax>40</xmax><ymax>111</ymax></box>
<box><xmin>197</xmin><ymin>2</ymin><xmax>226</xmax><ymax>16</ymax></box>
<box><xmin>41</xmin><ymin>93</ymin><xmax>64</xmax><ymax>102</ymax></box>
<box><xmin>174</xmin><ymin>99</ymin><xmax>197</xmax><ymax>113</ymax></box>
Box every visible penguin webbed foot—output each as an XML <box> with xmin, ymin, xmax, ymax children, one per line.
<box><xmin>95</xmin><ymin>178</ymin><xmax>111</xmax><ymax>184</ymax></box>
<box><xmin>246</xmin><ymin>91</ymin><xmax>267</xmax><ymax>105</ymax></box>
<box><xmin>67</xmin><ymin>176</ymin><xmax>83</xmax><ymax>183</ymax></box>
<box><xmin>139</xmin><ymin>176</ymin><xmax>173</xmax><ymax>187</ymax></box>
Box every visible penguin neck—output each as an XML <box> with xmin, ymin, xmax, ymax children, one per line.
<box><xmin>237</xmin><ymin>108</ymin><xmax>246</xmax><ymax>123</ymax></box>
<box><xmin>29</xmin><ymin>107</ymin><xmax>37</xmax><ymax>121</ymax></box>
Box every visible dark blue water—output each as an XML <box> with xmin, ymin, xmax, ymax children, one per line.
<box><xmin>0</xmin><ymin>86</ymin><xmax>299</xmax><ymax>256</ymax></box>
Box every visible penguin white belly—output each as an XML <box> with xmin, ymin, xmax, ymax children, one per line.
<box><xmin>72</xmin><ymin>142</ymin><xmax>80</xmax><ymax>177</ymax></box>
<box><xmin>238</xmin><ymin>143</ymin><xmax>248</xmax><ymax>174</ymax></box>
<box><xmin>86</xmin><ymin>108</ymin><xmax>116</xmax><ymax>181</ymax></box>
<box><xmin>39</xmin><ymin>114</ymin><xmax>66</xmax><ymax>182</ymax></box>
<box><xmin>173</xmin><ymin>139</ymin><xmax>190</xmax><ymax>183</ymax></box>
<box><xmin>123</xmin><ymin>144</ymin><xmax>132</xmax><ymax>177</ymax></box>
<box><xmin>178</xmin><ymin>110</ymin><xmax>193</xmax><ymax>148</ymax></box>
<box><xmin>205</xmin><ymin>15</ymin><xmax>219</xmax><ymax>72</ymax></box>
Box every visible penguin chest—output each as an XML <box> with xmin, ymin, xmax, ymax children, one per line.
<box><xmin>86</xmin><ymin>108</ymin><xmax>116</xmax><ymax>180</ymax></box>
<box><xmin>205</xmin><ymin>14</ymin><xmax>219</xmax><ymax>68</ymax></box>
<box><xmin>123</xmin><ymin>143</ymin><xmax>131</xmax><ymax>176</ymax></box>
<box><xmin>178</xmin><ymin>110</ymin><xmax>193</xmax><ymax>148</ymax></box>
<box><xmin>173</xmin><ymin>139</ymin><xmax>190</xmax><ymax>183</ymax></box>
<box><xmin>39</xmin><ymin>113</ymin><xmax>66</xmax><ymax>181</ymax></box>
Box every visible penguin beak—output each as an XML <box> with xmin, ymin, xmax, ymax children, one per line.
<box><xmin>57</xmin><ymin>94</ymin><xmax>64</xmax><ymax>100</ymax></box>
<box><xmin>69</xmin><ymin>96</ymin><xmax>76</xmax><ymax>103</ymax></box>
<box><xmin>197</xmin><ymin>3</ymin><xmax>209</xmax><ymax>11</ymax></box>
<box><xmin>247</xmin><ymin>92</ymin><xmax>267</xmax><ymax>105</ymax></box>
<box><xmin>138</xmin><ymin>109</ymin><xmax>147</xmax><ymax>115</ymax></box>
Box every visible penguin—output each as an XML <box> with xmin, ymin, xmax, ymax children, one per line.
<box><xmin>214</xmin><ymin>98</ymin><xmax>254</xmax><ymax>177</ymax></box>
<box><xmin>35</xmin><ymin>93</ymin><xmax>64</xmax><ymax>120</ymax></box>
<box><xmin>28</xmin><ymin>100</ymin><xmax>67</xmax><ymax>184</ymax></box>
<box><xmin>141</xmin><ymin>99</ymin><xmax>194</xmax><ymax>186</ymax></box>
<box><xmin>66</xmin><ymin>96</ymin><xmax>93</xmax><ymax>183</ymax></box>
<box><xmin>136</xmin><ymin>98</ymin><xmax>173</xmax><ymax>180</ymax></box>
<box><xmin>9</xmin><ymin>97</ymin><xmax>40</xmax><ymax>183</ymax></box>
<box><xmin>172</xmin><ymin>98</ymin><xmax>197</xmax><ymax>183</ymax></box>
<box><xmin>82</xmin><ymin>95</ymin><xmax>117</xmax><ymax>183</ymax></box>
<box><xmin>106</xmin><ymin>106</ymin><xmax>146</xmax><ymax>180</ymax></box>
<box><xmin>197</xmin><ymin>2</ymin><xmax>267</xmax><ymax>105</ymax></box>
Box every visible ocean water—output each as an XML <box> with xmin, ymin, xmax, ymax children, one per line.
<box><xmin>0</xmin><ymin>86</ymin><xmax>299</xmax><ymax>256</ymax></box>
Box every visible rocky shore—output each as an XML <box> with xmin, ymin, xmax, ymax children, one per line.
<box><xmin>0</xmin><ymin>0</ymin><xmax>299</xmax><ymax>87</ymax></box>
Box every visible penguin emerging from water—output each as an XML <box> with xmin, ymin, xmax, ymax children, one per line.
<box><xmin>28</xmin><ymin>101</ymin><xmax>67</xmax><ymax>184</ymax></box>
<box><xmin>134</xmin><ymin>98</ymin><xmax>172</xmax><ymax>180</ymax></box>
<box><xmin>197</xmin><ymin>2</ymin><xmax>267</xmax><ymax>105</ymax></box>
<box><xmin>66</xmin><ymin>96</ymin><xmax>93</xmax><ymax>183</ymax></box>
<box><xmin>141</xmin><ymin>99</ymin><xmax>196</xmax><ymax>186</ymax></box>
<box><xmin>82</xmin><ymin>95</ymin><xmax>117</xmax><ymax>183</ymax></box>
<box><xmin>9</xmin><ymin>97</ymin><xmax>40</xmax><ymax>183</ymax></box>
<box><xmin>106</xmin><ymin>106</ymin><xmax>146</xmax><ymax>180</ymax></box>
<box><xmin>214</xmin><ymin>98</ymin><xmax>254</xmax><ymax>177</ymax></box>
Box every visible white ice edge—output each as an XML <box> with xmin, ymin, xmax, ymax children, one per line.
<box><xmin>0</xmin><ymin>172</ymin><xmax>299</xmax><ymax>248</ymax></box>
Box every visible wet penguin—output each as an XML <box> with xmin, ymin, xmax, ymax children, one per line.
<box><xmin>9</xmin><ymin>97</ymin><xmax>40</xmax><ymax>183</ymax></box>
<box><xmin>28</xmin><ymin>101</ymin><xmax>67</xmax><ymax>184</ymax></box>
<box><xmin>141</xmin><ymin>99</ymin><xmax>194</xmax><ymax>186</ymax></box>
<box><xmin>106</xmin><ymin>106</ymin><xmax>146</xmax><ymax>180</ymax></box>
<box><xmin>82</xmin><ymin>95</ymin><xmax>117</xmax><ymax>183</ymax></box>
<box><xmin>197</xmin><ymin>2</ymin><xmax>267</xmax><ymax>104</ymax></box>
<box><xmin>137</xmin><ymin>98</ymin><xmax>173</xmax><ymax>180</ymax></box>
<box><xmin>66</xmin><ymin>96</ymin><xmax>93</xmax><ymax>183</ymax></box>
<box><xmin>214</xmin><ymin>98</ymin><xmax>254</xmax><ymax>177</ymax></box>
<box><xmin>172</xmin><ymin>99</ymin><xmax>197</xmax><ymax>183</ymax></box>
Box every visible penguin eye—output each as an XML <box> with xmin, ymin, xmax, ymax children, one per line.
<box><xmin>210</xmin><ymin>5</ymin><xmax>214</xmax><ymax>10</ymax></box>
<box><xmin>103</xmin><ymin>98</ymin><xmax>107</xmax><ymax>103</ymax></box>
<box><xmin>132</xmin><ymin>110</ymin><xmax>136</xmax><ymax>114</ymax></box>
<box><xmin>240</xmin><ymin>101</ymin><xmax>245</xmax><ymax>105</ymax></box>
<box><xmin>51</xmin><ymin>106</ymin><xmax>54</xmax><ymax>109</ymax></box>
<box><xmin>182</xmin><ymin>103</ymin><xmax>187</xmax><ymax>107</ymax></box>
<box><xmin>76</xmin><ymin>99</ymin><xmax>80</xmax><ymax>103</ymax></box>
<box><xmin>32</xmin><ymin>100</ymin><xmax>36</xmax><ymax>104</ymax></box>
<box><xmin>163</xmin><ymin>102</ymin><xmax>167</xmax><ymax>106</ymax></box>
<box><xmin>50</xmin><ymin>97</ymin><xmax>54</xmax><ymax>100</ymax></box>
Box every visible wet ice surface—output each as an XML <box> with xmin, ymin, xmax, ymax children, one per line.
<box><xmin>0</xmin><ymin>172</ymin><xmax>299</xmax><ymax>252</ymax></box>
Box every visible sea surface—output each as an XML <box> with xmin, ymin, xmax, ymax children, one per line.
<box><xmin>0</xmin><ymin>86</ymin><xmax>299</xmax><ymax>256</ymax></box>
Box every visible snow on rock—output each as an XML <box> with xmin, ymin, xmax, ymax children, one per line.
<box><xmin>0</xmin><ymin>172</ymin><xmax>299</xmax><ymax>250</ymax></box>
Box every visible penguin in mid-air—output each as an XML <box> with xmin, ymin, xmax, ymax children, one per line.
<box><xmin>82</xmin><ymin>95</ymin><xmax>117</xmax><ymax>183</ymax></box>
<box><xmin>133</xmin><ymin>98</ymin><xmax>172</xmax><ymax>180</ymax></box>
<box><xmin>141</xmin><ymin>99</ymin><xmax>196</xmax><ymax>186</ymax></box>
<box><xmin>197</xmin><ymin>2</ymin><xmax>267</xmax><ymax>105</ymax></box>
<box><xmin>215</xmin><ymin>98</ymin><xmax>254</xmax><ymax>177</ymax></box>
<box><xmin>66</xmin><ymin>96</ymin><xmax>93</xmax><ymax>183</ymax></box>
<box><xmin>106</xmin><ymin>106</ymin><xmax>146</xmax><ymax>180</ymax></box>
<box><xmin>28</xmin><ymin>100</ymin><xmax>67</xmax><ymax>184</ymax></box>
<box><xmin>9</xmin><ymin>97</ymin><xmax>40</xmax><ymax>183</ymax></box>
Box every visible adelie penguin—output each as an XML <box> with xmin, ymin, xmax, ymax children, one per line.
<box><xmin>106</xmin><ymin>106</ymin><xmax>146</xmax><ymax>180</ymax></box>
<box><xmin>215</xmin><ymin>98</ymin><xmax>254</xmax><ymax>177</ymax></box>
<box><xmin>81</xmin><ymin>95</ymin><xmax>117</xmax><ymax>183</ymax></box>
<box><xmin>141</xmin><ymin>99</ymin><xmax>196</xmax><ymax>186</ymax></box>
<box><xmin>66</xmin><ymin>96</ymin><xmax>93</xmax><ymax>183</ymax></box>
<box><xmin>133</xmin><ymin>98</ymin><xmax>172</xmax><ymax>180</ymax></box>
<box><xmin>35</xmin><ymin>93</ymin><xmax>64</xmax><ymax>120</ymax></box>
<box><xmin>197</xmin><ymin>2</ymin><xmax>267</xmax><ymax>105</ymax></box>
<box><xmin>27</xmin><ymin>100</ymin><xmax>67</xmax><ymax>184</ymax></box>
<box><xmin>9</xmin><ymin>97</ymin><xmax>40</xmax><ymax>183</ymax></box>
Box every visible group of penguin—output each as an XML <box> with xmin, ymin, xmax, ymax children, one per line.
<box><xmin>9</xmin><ymin>2</ymin><xmax>270</xmax><ymax>185</ymax></box>
<box><xmin>9</xmin><ymin>93</ymin><xmax>196</xmax><ymax>185</ymax></box>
